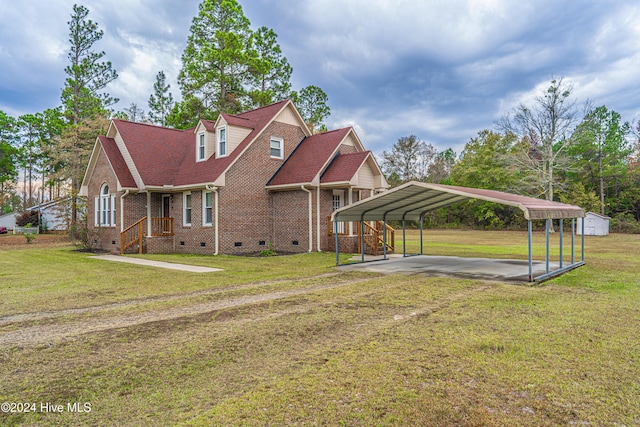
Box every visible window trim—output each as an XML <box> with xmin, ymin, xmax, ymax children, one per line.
<box><xmin>270</xmin><ymin>136</ymin><xmax>284</xmax><ymax>159</ymax></box>
<box><xmin>95</xmin><ymin>183</ymin><xmax>115</xmax><ymax>227</ymax></box>
<box><xmin>183</xmin><ymin>192</ymin><xmax>192</xmax><ymax>226</ymax></box>
<box><xmin>218</xmin><ymin>126</ymin><xmax>227</xmax><ymax>158</ymax></box>
<box><xmin>197</xmin><ymin>132</ymin><xmax>206</xmax><ymax>162</ymax></box>
<box><xmin>202</xmin><ymin>191</ymin><xmax>213</xmax><ymax>226</ymax></box>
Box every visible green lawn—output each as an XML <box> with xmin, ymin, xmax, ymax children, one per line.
<box><xmin>0</xmin><ymin>230</ymin><xmax>639</xmax><ymax>426</ymax></box>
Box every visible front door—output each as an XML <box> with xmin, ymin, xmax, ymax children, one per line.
<box><xmin>161</xmin><ymin>195</ymin><xmax>171</xmax><ymax>233</ymax></box>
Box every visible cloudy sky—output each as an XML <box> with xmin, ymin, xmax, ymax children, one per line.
<box><xmin>1</xmin><ymin>0</ymin><xmax>639</xmax><ymax>155</ymax></box>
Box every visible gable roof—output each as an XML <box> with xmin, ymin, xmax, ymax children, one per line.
<box><xmin>111</xmin><ymin>120</ymin><xmax>192</xmax><ymax>187</ymax></box>
<box><xmin>93</xmin><ymin>100</ymin><xmax>292</xmax><ymax>189</ymax></box>
<box><xmin>320</xmin><ymin>151</ymin><xmax>371</xmax><ymax>184</ymax></box>
<box><xmin>267</xmin><ymin>127</ymin><xmax>352</xmax><ymax>187</ymax></box>
<box><xmin>98</xmin><ymin>136</ymin><xmax>136</xmax><ymax>188</ymax></box>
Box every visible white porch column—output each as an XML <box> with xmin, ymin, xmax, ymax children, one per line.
<box><xmin>146</xmin><ymin>191</ymin><xmax>152</xmax><ymax>237</ymax></box>
<box><xmin>348</xmin><ymin>187</ymin><xmax>354</xmax><ymax>236</ymax></box>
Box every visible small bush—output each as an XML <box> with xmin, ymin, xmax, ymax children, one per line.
<box><xmin>70</xmin><ymin>221</ymin><xmax>101</xmax><ymax>251</ymax></box>
<box><xmin>610</xmin><ymin>213</ymin><xmax>640</xmax><ymax>234</ymax></box>
<box><xmin>15</xmin><ymin>210</ymin><xmax>40</xmax><ymax>227</ymax></box>
<box><xmin>23</xmin><ymin>222</ymin><xmax>36</xmax><ymax>244</ymax></box>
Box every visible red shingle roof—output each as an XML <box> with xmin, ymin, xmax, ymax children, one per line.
<box><xmin>268</xmin><ymin>127</ymin><xmax>352</xmax><ymax>186</ymax></box>
<box><xmin>103</xmin><ymin>100</ymin><xmax>290</xmax><ymax>188</ymax></box>
<box><xmin>98</xmin><ymin>135</ymin><xmax>136</xmax><ymax>188</ymax></box>
<box><xmin>320</xmin><ymin>151</ymin><xmax>371</xmax><ymax>184</ymax></box>
<box><xmin>112</xmin><ymin>120</ymin><xmax>192</xmax><ymax>187</ymax></box>
<box><xmin>173</xmin><ymin>100</ymin><xmax>289</xmax><ymax>186</ymax></box>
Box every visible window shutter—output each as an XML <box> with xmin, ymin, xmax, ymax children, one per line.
<box><xmin>94</xmin><ymin>197</ymin><xmax>99</xmax><ymax>226</ymax></box>
<box><xmin>111</xmin><ymin>195</ymin><xmax>116</xmax><ymax>226</ymax></box>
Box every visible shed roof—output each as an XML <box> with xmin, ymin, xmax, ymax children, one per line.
<box><xmin>331</xmin><ymin>181</ymin><xmax>585</xmax><ymax>222</ymax></box>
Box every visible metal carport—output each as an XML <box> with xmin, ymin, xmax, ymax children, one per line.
<box><xmin>331</xmin><ymin>181</ymin><xmax>586</xmax><ymax>282</ymax></box>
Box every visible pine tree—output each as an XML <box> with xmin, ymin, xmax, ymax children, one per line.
<box><xmin>148</xmin><ymin>71</ymin><xmax>174</xmax><ymax>126</ymax></box>
<box><xmin>178</xmin><ymin>0</ymin><xmax>252</xmax><ymax>115</ymax></box>
<box><xmin>58</xmin><ymin>4</ymin><xmax>118</xmax><ymax>229</ymax></box>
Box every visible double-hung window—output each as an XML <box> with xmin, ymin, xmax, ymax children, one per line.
<box><xmin>183</xmin><ymin>192</ymin><xmax>192</xmax><ymax>226</ymax></box>
<box><xmin>95</xmin><ymin>183</ymin><xmax>116</xmax><ymax>227</ymax></box>
<box><xmin>270</xmin><ymin>137</ymin><xmax>283</xmax><ymax>159</ymax></box>
<box><xmin>203</xmin><ymin>191</ymin><xmax>213</xmax><ymax>226</ymax></box>
<box><xmin>197</xmin><ymin>133</ymin><xmax>206</xmax><ymax>161</ymax></box>
<box><xmin>218</xmin><ymin>127</ymin><xmax>226</xmax><ymax>157</ymax></box>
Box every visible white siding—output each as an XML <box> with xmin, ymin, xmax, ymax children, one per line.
<box><xmin>274</xmin><ymin>106</ymin><xmax>299</xmax><ymax>126</ymax></box>
<box><xmin>357</xmin><ymin>161</ymin><xmax>375</xmax><ymax>189</ymax></box>
<box><xmin>342</xmin><ymin>134</ymin><xmax>356</xmax><ymax>147</ymax></box>
<box><xmin>227</xmin><ymin>125</ymin><xmax>252</xmax><ymax>154</ymax></box>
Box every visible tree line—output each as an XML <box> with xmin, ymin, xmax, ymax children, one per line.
<box><xmin>0</xmin><ymin>0</ymin><xmax>331</xmax><ymax>232</ymax></box>
<box><xmin>380</xmin><ymin>79</ymin><xmax>640</xmax><ymax>232</ymax></box>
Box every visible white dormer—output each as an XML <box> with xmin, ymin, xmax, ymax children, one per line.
<box><xmin>197</xmin><ymin>131</ymin><xmax>206</xmax><ymax>161</ymax></box>
<box><xmin>210</xmin><ymin>115</ymin><xmax>252</xmax><ymax>158</ymax></box>
<box><xmin>217</xmin><ymin>125</ymin><xmax>227</xmax><ymax>158</ymax></box>
<box><xmin>194</xmin><ymin>120</ymin><xmax>216</xmax><ymax>161</ymax></box>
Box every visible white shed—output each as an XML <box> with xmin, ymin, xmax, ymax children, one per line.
<box><xmin>576</xmin><ymin>212</ymin><xmax>610</xmax><ymax>236</ymax></box>
<box><xmin>0</xmin><ymin>212</ymin><xmax>16</xmax><ymax>230</ymax></box>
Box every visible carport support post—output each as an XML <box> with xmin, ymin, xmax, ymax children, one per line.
<box><xmin>361</xmin><ymin>218</ymin><xmax>365</xmax><ymax>263</ymax></box>
<box><xmin>334</xmin><ymin>219</ymin><xmax>339</xmax><ymax>266</ymax></box>
<box><xmin>402</xmin><ymin>219</ymin><xmax>406</xmax><ymax>257</ymax></box>
<box><xmin>545</xmin><ymin>219</ymin><xmax>550</xmax><ymax>274</ymax></box>
<box><xmin>528</xmin><ymin>220</ymin><xmax>533</xmax><ymax>282</ymax></box>
<box><xmin>581</xmin><ymin>216</ymin><xmax>585</xmax><ymax>262</ymax></box>
<box><xmin>419</xmin><ymin>213</ymin><xmax>424</xmax><ymax>255</ymax></box>
<box><xmin>559</xmin><ymin>219</ymin><xmax>563</xmax><ymax>268</ymax></box>
<box><xmin>383</xmin><ymin>217</ymin><xmax>388</xmax><ymax>260</ymax></box>
<box><xmin>571</xmin><ymin>218</ymin><xmax>575</xmax><ymax>264</ymax></box>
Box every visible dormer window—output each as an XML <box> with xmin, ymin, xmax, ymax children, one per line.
<box><xmin>218</xmin><ymin>127</ymin><xmax>227</xmax><ymax>157</ymax></box>
<box><xmin>197</xmin><ymin>133</ymin><xmax>206</xmax><ymax>161</ymax></box>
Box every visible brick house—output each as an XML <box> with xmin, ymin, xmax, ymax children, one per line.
<box><xmin>80</xmin><ymin>100</ymin><xmax>389</xmax><ymax>255</ymax></box>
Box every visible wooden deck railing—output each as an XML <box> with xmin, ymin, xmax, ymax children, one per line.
<box><xmin>327</xmin><ymin>216</ymin><xmax>395</xmax><ymax>255</ymax></box>
<box><xmin>120</xmin><ymin>217</ymin><xmax>174</xmax><ymax>254</ymax></box>
<box><xmin>120</xmin><ymin>216</ymin><xmax>146</xmax><ymax>254</ymax></box>
<box><xmin>151</xmin><ymin>217</ymin><xmax>174</xmax><ymax>236</ymax></box>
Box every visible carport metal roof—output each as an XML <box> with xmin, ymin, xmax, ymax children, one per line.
<box><xmin>331</xmin><ymin>181</ymin><xmax>585</xmax><ymax>222</ymax></box>
<box><xmin>331</xmin><ymin>181</ymin><xmax>586</xmax><ymax>282</ymax></box>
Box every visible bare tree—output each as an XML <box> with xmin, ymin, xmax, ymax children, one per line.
<box><xmin>123</xmin><ymin>103</ymin><xmax>146</xmax><ymax>122</ymax></box>
<box><xmin>380</xmin><ymin>135</ymin><xmax>436</xmax><ymax>185</ymax></box>
<box><xmin>498</xmin><ymin>78</ymin><xmax>580</xmax><ymax>203</ymax></box>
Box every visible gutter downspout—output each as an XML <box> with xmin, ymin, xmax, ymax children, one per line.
<box><xmin>120</xmin><ymin>189</ymin><xmax>130</xmax><ymax>232</ymax></box>
<box><xmin>301</xmin><ymin>185</ymin><xmax>313</xmax><ymax>253</ymax></box>
<box><xmin>206</xmin><ymin>184</ymin><xmax>219</xmax><ymax>255</ymax></box>
<box><xmin>316</xmin><ymin>185</ymin><xmax>321</xmax><ymax>252</ymax></box>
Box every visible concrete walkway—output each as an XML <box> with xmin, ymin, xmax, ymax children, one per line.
<box><xmin>338</xmin><ymin>254</ymin><xmax>560</xmax><ymax>283</ymax></box>
<box><xmin>91</xmin><ymin>255</ymin><xmax>222</xmax><ymax>273</ymax></box>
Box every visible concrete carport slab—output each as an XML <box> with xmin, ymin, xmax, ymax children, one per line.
<box><xmin>337</xmin><ymin>255</ymin><xmax>559</xmax><ymax>283</ymax></box>
<box><xmin>331</xmin><ymin>181</ymin><xmax>586</xmax><ymax>282</ymax></box>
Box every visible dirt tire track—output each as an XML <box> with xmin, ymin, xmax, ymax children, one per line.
<box><xmin>0</xmin><ymin>276</ymin><xmax>491</xmax><ymax>349</ymax></box>
<box><xmin>0</xmin><ymin>276</ymin><xmax>369</xmax><ymax>348</ymax></box>
<box><xmin>0</xmin><ymin>272</ymin><xmax>342</xmax><ymax>326</ymax></box>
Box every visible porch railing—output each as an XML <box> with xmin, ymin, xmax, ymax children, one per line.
<box><xmin>152</xmin><ymin>217</ymin><xmax>174</xmax><ymax>236</ymax></box>
<box><xmin>120</xmin><ymin>217</ymin><xmax>174</xmax><ymax>254</ymax></box>
<box><xmin>121</xmin><ymin>216</ymin><xmax>146</xmax><ymax>254</ymax></box>
<box><xmin>327</xmin><ymin>216</ymin><xmax>395</xmax><ymax>255</ymax></box>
